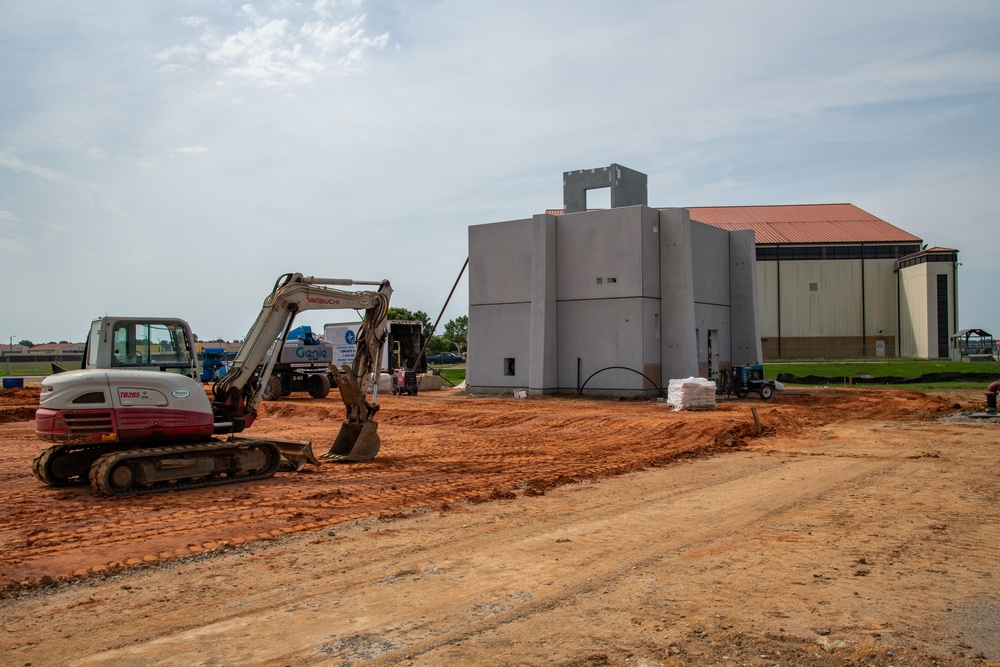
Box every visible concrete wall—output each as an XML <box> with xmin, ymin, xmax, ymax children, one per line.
<box><xmin>529</xmin><ymin>214</ymin><xmax>558</xmax><ymax>394</ymax></box>
<box><xmin>563</xmin><ymin>164</ymin><xmax>648</xmax><ymax>214</ymax></box>
<box><xmin>554</xmin><ymin>206</ymin><xmax>661</xmax><ymax>394</ymax></box>
<box><xmin>690</xmin><ymin>221</ymin><xmax>731</xmax><ymax>307</ymax></box>
<box><xmin>468</xmin><ymin>218</ymin><xmax>533</xmax><ymax>304</ymax></box>
<box><xmin>555</xmin><ymin>207</ymin><xmax>658</xmax><ymax>300</ymax></box>
<box><xmin>468</xmin><ymin>218</ymin><xmax>533</xmax><ymax>391</ymax></box>
<box><xmin>467</xmin><ymin>303</ymin><xmax>531</xmax><ymax>391</ymax></box>
<box><xmin>729</xmin><ymin>230</ymin><xmax>762</xmax><ymax>365</ymax></box>
<box><xmin>658</xmin><ymin>209</ymin><xmax>699</xmax><ymax>382</ymax></box>
<box><xmin>557</xmin><ymin>298</ymin><xmax>656</xmax><ymax>393</ymax></box>
<box><xmin>468</xmin><ymin>205</ymin><xmax>759</xmax><ymax>396</ymax></box>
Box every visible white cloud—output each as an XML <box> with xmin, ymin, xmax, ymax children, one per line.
<box><xmin>0</xmin><ymin>210</ymin><xmax>20</xmax><ymax>229</ymax></box>
<box><xmin>155</xmin><ymin>2</ymin><xmax>390</xmax><ymax>86</ymax></box>
<box><xmin>0</xmin><ymin>151</ymin><xmax>66</xmax><ymax>182</ymax></box>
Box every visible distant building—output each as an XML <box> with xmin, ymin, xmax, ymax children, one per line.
<box><xmin>27</xmin><ymin>343</ymin><xmax>85</xmax><ymax>355</ymax></box>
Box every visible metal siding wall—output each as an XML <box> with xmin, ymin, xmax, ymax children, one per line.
<box><xmin>865</xmin><ymin>259</ymin><xmax>900</xmax><ymax>343</ymax></box>
<box><xmin>777</xmin><ymin>261</ymin><xmax>861</xmax><ymax>337</ymax></box>
<box><xmin>756</xmin><ymin>263</ymin><xmax>779</xmax><ymax>338</ymax></box>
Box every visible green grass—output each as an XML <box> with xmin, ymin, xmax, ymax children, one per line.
<box><xmin>3</xmin><ymin>358</ymin><xmax>993</xmax><ymax>390</ymax></box>
<box><xmin>1</xmin><ymin>360</ymin><xmax>82</xmax><ymax>376</ymax></box>
<box><xmin>433</xmin><ymin>366</ymin><xmax>466</xmax><ymax>385</ymax></box>
<box><xmin>764</xmin><ymin>358</ymin><xmax>1000</xmax><ymax>387</ymax></box>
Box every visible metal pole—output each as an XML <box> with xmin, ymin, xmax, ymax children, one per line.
<box><xmin>6</xmin><ymin>336</ymin><xmax>12</xmax><ymax>377</ymax></box>
<box><xmin>417</xmin><ymin>257</ymin><xmax>469</xmax><ymax>364</ymax></box>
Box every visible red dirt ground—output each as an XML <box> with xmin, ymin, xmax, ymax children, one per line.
<box><xmin>2</xmin><ymin>384</ymin><xmax>998</xmax><ymax>666</ymax></box>
<box><xmin>0</xmin><ymin>385</ymin><xmax>961</xmax><ymax>584</ymax></box>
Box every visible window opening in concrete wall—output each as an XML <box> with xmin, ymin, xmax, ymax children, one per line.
<box><xmin>809</xmin><ymin>283</ymin><xmax>818</xmax><ymax>292</ymax></box>
<box><xmin>504</xmin><ymin>358</ymin><xmax>515</xmax><ymax>376</ymax></box>
<box><xmin>596</xmin><ymin>277</ymin><xmax>603</xmax><ymax>284</ymax></box>
<box><xmin>707</xmin><ymin>329</ymin><xmax>718</xmax><ymax>381</ymax></box>
<box><xmin>586</xmin><ymin>187</ymin><xmax>610</xmax><ymax>210</ymax></box>
<box><xmin>607</xmin><ymin>277</ymin><xmax>617</xmax><ymax>284</ymax></box>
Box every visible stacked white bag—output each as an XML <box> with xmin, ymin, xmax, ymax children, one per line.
<box><xmin>666</xmin><ymin>377</ymin><xmax>717</xmax><ymax>410</ymax></box>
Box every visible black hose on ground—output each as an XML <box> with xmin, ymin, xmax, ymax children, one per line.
<box><xmin>578</xmin><ymin>366</ymin><xmax>665</xmax><ymax>399</ymax></box>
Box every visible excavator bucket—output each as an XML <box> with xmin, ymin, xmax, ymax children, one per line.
<box><xmin>322</xmin><ymin>420</ymin><xmax>381</xmax><ymax>461</ymax></box>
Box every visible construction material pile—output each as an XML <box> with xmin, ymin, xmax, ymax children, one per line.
<box><xmin>666</xmin><ymin>377</ymin><xmax>717</xmax><ymax>410</ymax></box>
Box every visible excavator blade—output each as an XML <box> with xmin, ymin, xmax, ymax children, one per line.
<box><xmin>276</xmin><ymin>440</ymin><xmax>321</xmax><ymax>472</ymax></box>
<box><xmin>322</xmin><ymin>421</ymin><xmax>381</xmax><ymax>461</ymax></box>
<box><xmin>230</xmin><ymin>436</ymin><xmax>320</xmax><ymax>472</ymax></box>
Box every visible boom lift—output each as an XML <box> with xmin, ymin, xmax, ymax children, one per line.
<box><xmin>33</xmin><ymin>273</ymin><xmax>392</xmax><ymax>496</ymax></box>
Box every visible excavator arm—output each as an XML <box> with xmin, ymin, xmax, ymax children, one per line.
<box><xmin>211</xmin><ymin>273</ymin><xmax>392</xmax><ymax>461</ymax></box>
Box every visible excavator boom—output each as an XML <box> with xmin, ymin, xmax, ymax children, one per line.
<box><xmin>211</xmin><ymin>273</ymin><xmax>392</xmax><ymax>461</ymax></box>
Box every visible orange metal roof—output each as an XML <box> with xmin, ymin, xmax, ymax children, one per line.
<box><xmin>686</xmin><ymin>204</ymin><xmax>922</xmax><ymax>245</ymax></box>
<box><xmin>545</xmin><ymin>203</ymin><xmax>921</xmax><ymax>245</ymax></box>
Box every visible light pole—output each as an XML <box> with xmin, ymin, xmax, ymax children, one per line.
<box><xmin>5</xmin><ymin>336</ymin><xmax>12</xmax><ymax>377</ymax></box>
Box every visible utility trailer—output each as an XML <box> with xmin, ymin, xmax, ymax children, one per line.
<box><xmin>717</xmin><ymin>364</ymin><xmax>775</xmax><ymax>400</ymax></box>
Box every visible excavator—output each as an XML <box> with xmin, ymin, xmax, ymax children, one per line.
<box><xmin>32</xmin><ymin>273</ymin><xmax>392</xmax><ymax>496</ymax></box>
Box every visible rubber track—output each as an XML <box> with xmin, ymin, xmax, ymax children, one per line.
<box><xmin>32</xmin><ymin>443</ymin><xmax>127</xmax><ymax>486</ymax></box>
<box><xmin>89</xmin><ymin>441</ymin><xmax>282</xmax><ymax>497</ymax></box>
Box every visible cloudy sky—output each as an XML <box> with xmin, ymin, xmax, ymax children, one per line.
<box><xmin>1</xmin><ymin>0</ymin><xmax>998</xmax><ymax>346</ymax></box>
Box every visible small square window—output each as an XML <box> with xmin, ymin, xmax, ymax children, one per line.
<box><xmin>504</xmin><ymin>358</ymin><xmax>515</xmax><ymax>376</ymax></box>
<box><xmin>809</xmin><ymin>283</ymin><xmax>818</xmax><ymax>292</ymax></box>
<box><xmin>596</xmin><ymin>278</ymin><xmax>603</xmax><ymax>284</ymax></box>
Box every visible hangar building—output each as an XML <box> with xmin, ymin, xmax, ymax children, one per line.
<box><xmin>687</xmin><ymin>204</ymin><xmax>959</xmax><ymax>359</ymax></box>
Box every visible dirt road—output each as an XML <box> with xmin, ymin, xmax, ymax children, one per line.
<box><xmin>1</xmin><ymin>385</ymin><xmax>998</xmax><ymax>665</ymax></box>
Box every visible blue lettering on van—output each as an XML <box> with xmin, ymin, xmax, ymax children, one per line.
<box><xmin>295</xmin><ymin>347</ymin><xmax>330</xmax><ymax>359</ymax></box>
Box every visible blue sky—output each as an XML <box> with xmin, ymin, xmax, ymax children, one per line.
<box><xmin>1</xmin><ymin>0</ymin><xmax>998</xmax><ymax>345</ymax></box>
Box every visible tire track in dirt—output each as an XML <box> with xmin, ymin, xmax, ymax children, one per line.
<box><xmin>65</xmin><ymin>452</ymin><xmax>890</xmax><ymax>665</ymax></box>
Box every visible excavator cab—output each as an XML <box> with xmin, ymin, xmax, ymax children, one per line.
<box><xmin>83</xmin><ymin>317</ymin><xmax>199</xmax><ymax>379</ymax></box>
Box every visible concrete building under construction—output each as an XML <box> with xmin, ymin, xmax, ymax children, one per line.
<box><xmin>467</xmin><ymin>165</ymin><xmax>761</xmax><ymax>396</ymax></box>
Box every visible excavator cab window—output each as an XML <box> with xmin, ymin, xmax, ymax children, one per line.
<box><xmin>86</xmin><ymin>320</ymin><xmax>101</xmax><ymax>368</ymax></box>
<box><xmin>110</xmin><ymin>321</ymin><xmax>194</xmax><ymax>374</ymax></box>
